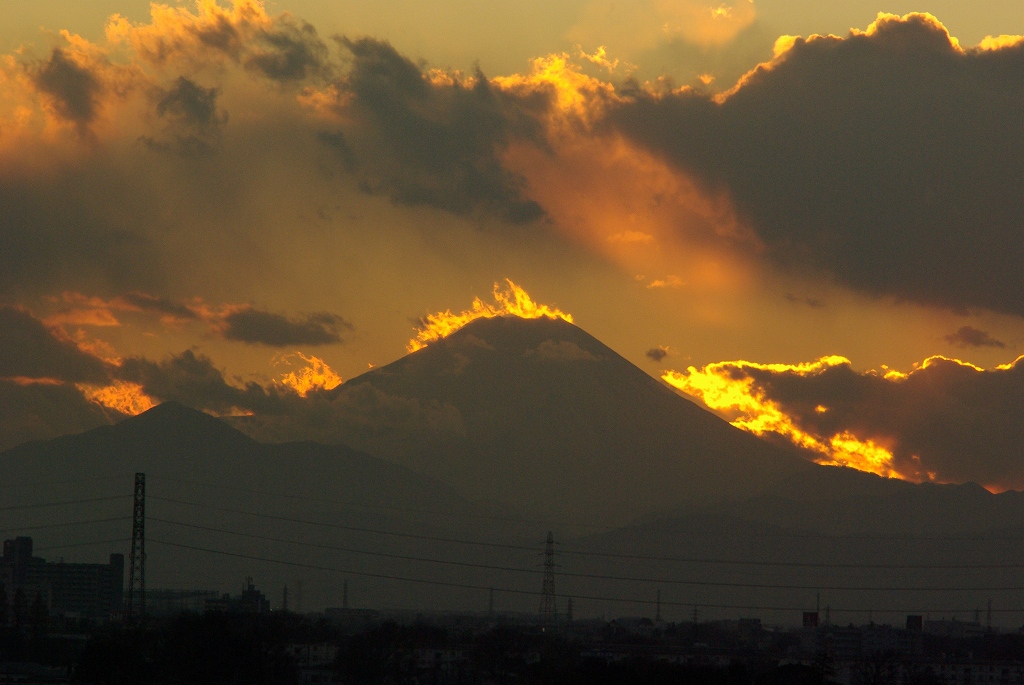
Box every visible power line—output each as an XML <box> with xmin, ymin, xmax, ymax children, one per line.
<box><xmin>0</xmin><ymin>475</ymin><xmax>129</xmax><ymax>489</ymax></box>
<box><xmin>148</xmin><ymin>516</ymin><xmax>1024</xmax><ymax>593</ymax></box>
<box><xmin>147</xmin><ymin>474</ymin><xmax>610</xmax><ymax>531</ymax></box>
<box><xmin>149</xmin><ymin>495</ymin><xmax>1024</xmax><ymax>572</ymax></box>
<box><xmin>150</xmin><ymin>516</ymin><xmax>537</xmax><ymax>573</ymax></box>
<box><xmin>35</xmin><ymin>538</ymin><xmax>131</xmax><ymax>552</ymax></box>
<box><xmin>0</xmin><ymin>516</ymin><xmax>131</xmax><ymax>534</ymax></box>
<box><xmin>557</xmin><ymin>547</ymin><xmax>1024</xmax><ymax>571</ymax></box>
<box><xmin>0</xmin><ymin>495</ymin><xmax>130</xmax><ymax>512</ymax></box>
<box><xmin>148</xmin><ymin>495</ymin><xmax>538</xmax><ymax>552</ymax></box>
<box><xmin>146</xmin><ymin>538</ymin><xmax>1024</xmax><ymax>615</ymax></box>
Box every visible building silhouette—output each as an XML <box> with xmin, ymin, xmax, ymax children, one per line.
<box><xmin>204</xmin><ymin>577</ymin><xmax>270</xmax><ymax>614</ymax></box>
<box><xmin>1</xmin><ymin>537</ymin><xmax>123</xmax><ymax>619</ymax></box>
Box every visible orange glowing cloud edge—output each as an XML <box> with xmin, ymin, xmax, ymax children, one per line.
<box><xmin>716</xmin><ymin>13</ymin><xmax>1023</xmax><ymax>103</ymax></box>
<box><xmin>78</xmin><ymin>380</ymin><xmax>156</xmax><ymax>416</ymax></box>
<box><xmin>407</xmin><ymin>280</ymin><xmax>573</xmax><ymax>353</ymax></box>
<box><xmin>3</xmin><ymin>3</ymin><xmax>1020</xmax><ymax>167</ymax></box>
<box><xmin>659</xmin><ymin>356</ymin><xmax>895</xmax><ymax>475</ymax></box>
<box><xmin>80</xmin><ymin>281</ymin><xmax>569</xmax><ymax>414</ymax></box>
<box><xmin>78</xmin><ymin>351</ymin><xmax>344</xmax><ymax>416</ymax></box>
<box><xmin>662</xmin><ymin>354</ymin><xmax>1024</xmax><ymax>483</ymax></box>
<box><xmin>69</xmin><ymin>347</ymin><xmax>344</xmax><ymax>420</ymax></box>
<box><xmin>3</xmin><ymin>2</ymin><xmax>1021</xmax><ymax>145</ymax></box>
<box><xmin>274</xmin><ymin>352</ymin><xmax>343</xmax><ymax>397</ymax></box>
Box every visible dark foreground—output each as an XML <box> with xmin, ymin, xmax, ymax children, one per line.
<box><xmin>4</xmin><ymin>610</ymin><xmax>1024</xmax><ymax>684</ymax></box>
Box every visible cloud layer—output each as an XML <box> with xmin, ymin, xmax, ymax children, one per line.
<box><xmin>320</xmin><ymin>37</ymin><xmax>546</xmax><ymax>222</ymax></box>
<box><xmin>0</xmin><ymin>306</ymin><xmax>122</xmax><ymax>450</ymax></box>
<box><xmin>41</xmin><ymin>292</ymin><xmax>352</xmax><ymax>347</ymax></box>
<box><xmin>666</xmin><ymin>354</ymin><xmax>1024</xmax><ymax>490</ymax></box>
<box><xmin>0</xmin><ymin>306</ymin><xmax>111</xmax><ymax>383</ymax></box>
<box><xmin>217</xmin><ymin>308</ymin><xmax>351</xmax><ymax>346</ymax></box>
<box><xmin>0</xmin><ymin>304</ymin><xmax>458</xmax><ymax>454</ymax></box>
<box><xmin>3</xmin><ymin>3</ymin><xmax>1024</xmax><ymax>492</ymax></box>
<box><xmin>609</xmin><ymin>13</ymin><xmax>1024</xmax><ymax>316</ymax></box>
<box><xmin>6</xmin><ymin>6</ymin><xmax>1024</xmax><ymax>322</ymax></box>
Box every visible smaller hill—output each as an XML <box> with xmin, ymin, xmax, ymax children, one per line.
<box><xmin>2</xmin><ymin>402</ymin><xmax>560</xmax><ymax>611</ymax></box>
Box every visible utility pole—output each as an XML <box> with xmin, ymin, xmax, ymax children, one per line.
<box><xmin>539</xmin><ymin>532</ymin><xmax>557</xmax><ymax>625</ymax></box>
<box><xmin>488</xmin><ymin>588</ymin><xmax>495</xmax><ymax>619</ymax></box>
<box><xmin>655</xmin><ymin>589</ymin><xmax>662</xmax><ymax>624</ymax></box>
<box><xmin>127</xmin><ymin>473</ymin><xmax>146</xmax><ymax>621</ymax></box>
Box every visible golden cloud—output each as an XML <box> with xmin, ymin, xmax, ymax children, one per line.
<box><xmin>408</xmin><ymin>280</ymin><xmax>573</xmax><ymax>353</ymax></box>
<box><xmin>665</xmin><ymin>353</ymin><xmax>1024</xmax><ymax>489</ymax></box>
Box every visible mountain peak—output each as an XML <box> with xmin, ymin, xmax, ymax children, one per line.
<box><xmin>343</xmin><ymin>314</ymin><xmax>811</xmax><ymax>525</ymax></box>
<box><xmin>408</xmin><ymin>313</ymin><xmax>637</xmax><ymax>365</ymax></box>
<box><xmin>112</xmin><ymin>400</ymin><xmax>256</xmax><ymax>449</ymax></box>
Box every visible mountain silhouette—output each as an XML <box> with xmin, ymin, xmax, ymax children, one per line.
<box><xmin>334</xmin><ymin>316</ymin><xmax>813</xmax><ymax>525</ymax></box>
<box><xmin>1</xmin><ymin>401</ymin><xmax>469</xmax><ymax>514</ymax></box>
<box><xmin>7</xmin><ymin>336</ymin><xmax>1024</xmax><ymax>620</ymax></box>
<box><xmin>0</xmin><ymin>401</ymin><xmax>547</xmax><ymax>610</ymax></box>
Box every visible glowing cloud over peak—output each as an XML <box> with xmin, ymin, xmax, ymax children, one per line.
<box><xmin>275</xmin><ymin>353</ymin><xmax>342</xmax><ymax>397</ymax></box>
<box><xmin>79</xmin><ymin>380</ymin><xmax>156</xmax><ymax>416</ymax></box>
<box><xmin>662</xmin><ymin>355</ymin><xmax>907</xmax><ymax>480</ymax></box>
<box><xmin>408</xmin><ymin>280</ymin><xmax>574</xmax><ymax>352</ymax></box>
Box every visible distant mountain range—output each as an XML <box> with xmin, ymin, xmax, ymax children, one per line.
<box><xmin>5</xmin><ymin>316</ymin><xmax>1024</xmax><ymax>624</ymax></box>
<box><xmin>0</xmin><ymin>401</ymin><xmax>541</xmax><ymax>611</ymax></box>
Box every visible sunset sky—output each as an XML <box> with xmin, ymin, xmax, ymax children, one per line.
<box><xmin>3</xmin><ymin>0</ymin><xmax>1024</xmax><ymax>489</ymax></box>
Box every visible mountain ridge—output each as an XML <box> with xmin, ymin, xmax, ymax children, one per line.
<box><xmin>331</xmin><ymin>315</ymin><xmax>814</xmax><ymax>525</ymax></box>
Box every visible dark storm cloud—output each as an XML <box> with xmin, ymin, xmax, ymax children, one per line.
<box><xmin>147</xmin><ymin>77</ymin><xmax>226</xmax><ymax>156</ymax></box>
<box><xmin>0</xmin><ymin>306</ymin><xmax>110</xmax><ymax>383</ymax></box>
<box><xmin>0</xmin><ymin>307</ymin><xmax>122</xmax><ymax>451</ymax></box>
<box><xmin>646</xmin><ymin>346</ymin><xmax>669</xmax><ymax>362</ymax></box>
<box><xmin>726</xmin><ymin>355</ymin><xmax>1024</xmax><ymax>488</ymax></box>
<box><xmin>609</xmin><ymin>14</ymin><xmax>1024</xmax><ymax>317</ymax></box>
<box><xmin>120</xmin><ymin>292</ymin><xmax>200</xmax><ymax>321</ymax></box>
<box><xmin>246</xmin><ymin>21</ymin><xmax>329</xmax><ymax>81</ymax></box>
<box><xmin>0</xmin><ymin>13</ymin><xmax>553</xmax><ymax>305</ymax></box>
<box><xmin>219</xmin><ymin>308</ymin><xmax>352</xmax><ymax>346</ymax></box>
<box><xmin>326</xmin><ymin>37</ymin><xmax>546</xmax><ymax>223</ymax></box>
<box><xmin>116</xmin><ymin>350</ymin><xmax>273</xmax><ymax>415</ymax></box>
<box><xmin>124</xmin><ymin>3</ymin><xmax>330</xmax><ymax>83</ymax></box>
<box><xmin>157</xmin><ymin>77</ymin><xmax>220</xmax><ymax>128</ymax></box>
<box><xmin>32</xmin><ymin>48</ymin><xmax>103</xmax><ymax>129</ymax></box>
<box><xmin>944</xmin><ymin>326</ymin><xmax>1006</xmax><ymax>349</ymax></box>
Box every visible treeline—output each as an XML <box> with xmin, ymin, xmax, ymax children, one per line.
<box><xmin>0</xmin><ymin>585</ymin><xmax>56</xmax><ymax>665</ymax></box>
<box><xmin>9</xmin><ymin>611</ymin><xmax>1024</xmax><ymax>684</ymax></box>
<box><xmin>69</xmin><ymin>616</ymin><xmax>815</xmax><ymax>685</ymax></box>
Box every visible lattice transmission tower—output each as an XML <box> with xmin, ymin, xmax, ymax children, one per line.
<box><xmin>539</xmin><ymin>531</ymin><xmax>557</xmax><ymax>624</ymax></box>
<box><xmin>127</xmin><ymin>472</ymin><xmax>146</xmax><ymax>621</ymax></box>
